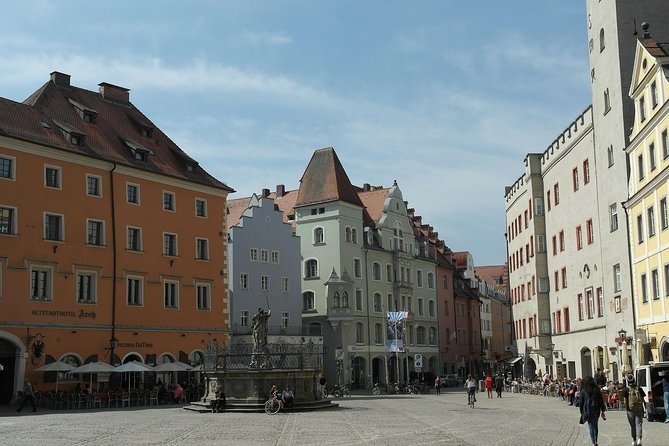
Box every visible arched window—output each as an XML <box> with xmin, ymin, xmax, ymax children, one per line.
<box><xmin>345</xmin><ymin>226</ymin><xmax>352</xmax><ymax>243</ymax></box>
<box><xmin>356</xmin><ymin>322</ymin><xmax>364</xmax><ymax>343</ymax></box>
<box><xmin>333</xmin><ymin>291</ymin><xmax>340</xmax><ymax>308</ymax></box>
<box><xmin>351</xmin><ymin>228</ymin><xmax>358</xmax><ymax>244</ymax></box>
<box><xmin>373</xmin><ymin>293</ymin><xmax>382</xmax><ymax>312</ymax></box>
<box><xmin>428</xmin><ymin>299</ymin><xmax>436</xmax><ymax>317</ymax></box>
<box><xmin>313</xmin><ymin>227</ymin><xmax>324</xmax><ymax>244</ymax></box>
<box><xmin>305</xmin><ymin>259</ymin><xmax>318</xmax><ymax>278</ymax></box>
<box><xmin>374</xmin><ymin>323</ymin><xmax>383</xmax><ymax>344</ymax></box>
<box><xmin>428</xmin><ymin>327</ymin><xmax>437</xmax><ymax>345</ymax></box>
<box><xmin>372</xmin><ymin>262</ymin><xmax>381</xmax><ymax>281</ymax></box>
<box><xmin>599</xmin><ymin>28</ymin><xmax>605</xmax><ymax>52</ymax></box>
<box><xmin>341</xmin><ymin>291</ymin><xmax>349</xmax><ymax>308</ymax></box>
<box><xmin>417</xmin><ymin>326</ymin><xmax>426</xmax><ymax>345</ymax></box>
<box><xmin>303</xmin><ymin>291</ymin><xmax>315</xmax><ymax>311</ymax></box>
<box><xmin>427</xmin><ymin>272</ymin><xmax>435</xmax><ymax>289</ymax></box>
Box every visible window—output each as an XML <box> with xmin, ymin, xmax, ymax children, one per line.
<box><xmin>586</xmin><ymin>219</ymin><xmax>594</xmax><ymax>244</ymax></box>
<box><xmin>261</xmin><ymin>275</ymin><xmax>269</xmax><ymax>291</ymax></box>
<box><xmin>613</xmin><ymin>264</ymin><xmax>621</xmax><ymax>292</ymax></box>
<box><xmin>386</xmin><ymin>264</ymin><xmax>392</xmax><ymax>282</ymax></box>
<box><xmin>31</xmin><ymin>267</ymin><xmax>52</xmax><ymax>301</ymax></box>
<box><xmin>651</xmin><ymin>81</ymin><xmax>658</xmax><ymax>109</ymax></box>
<box><xmin>650</xmin><ymin>143</ymin><xmax>657</xmax><ymax>171</ymax></box>
<box><xmin>586</xmin><ymin>289</ymin><xmax>594</xmax><ymax>319</ymax></box>
<box><xmin>428</xmin><ymin>299</ymin><xmax>435</xmax><ymax>317</ymax></box>
<box><xmin>638</xmin><ymin>153</ymin><xmax>645</xmax><ymax>180</ymax></box>
<box><xmin>305</xmin><ymin>259</ymin><xmax>318</xmax><ymax>278</ymax></box>
<box><xmin>0</xmin><ymin>156</ymin><xmax>15</xmax><ymax>179</ymax></box>
<box><xmin>538</xmin><ymin>277</ymin><xmax>549</xmax><ymax>293</ymax></box>
<box><xmin>241</xmin><ymin>310</ymin><xmax>249</xmax><ymax>327</ymax></box>
<box><xmin>355</xmin><ymin>322</ymin><xmax>364</xmax><ymax>343</ymax></box>
<box><xmin>637</xmin><ymin>214</ymin><xmax>644</xmax><ymax>244</ymax></box>
<box><xmin>45</xmin><ymin>165</ymin><xmax>61</xmax><ymax>188</ymax></box>
<box><xmin>196</xmin><ymin>284</ymin><xmax>210</xmax><ymax>310</ymax></box>
<box><xmin>260</xmin><ymin>249</ymin><xmax>269</xmax><ymax>263</ymax></box>
<box><xmin>195</xmin><ymin>199</ymin><xmax>207</xmax><ymax>217</ymax></box>
<box><xmin>372</xmin><ymin>262</ymin><xmax>381</xmax><ymax>281</ymax></box>
<box><xmin>416</xmin><ymin>270</ymin><xmax>423</xmax><ymax>287</ymax></box>
<box><xmin>583</xmin><ymin>159</ymin><xmax>590</xmax><ymax>184</ymax></box>
<box><xmin>537</xmin><ymin>234</ymin><xmax>546</xmax><ymax>253</ymax></box>
<box><xmin>554</xmin><ymin>184</ymin><xmax>560</xmax><ymax>205</ymax></box>
<box><xmin>665</xmin><ymin>264</ymin><xmax>669</xmax><ymax>297</ymax></box>
<box><xmin>648</xmin><ymin>206</ymin><xmax>656</xmax><ymax>238</ymax></box>
<box><xmin>662</xmin><ymin>130</ymin><xmax>668</xmax><ymax>159</ymax></box>
<box><xmin>652</xmin><ymin>269</ymin><xmax>660</xmax><ymax>300</ymax></box>
<box><xmin>44</xmin><ymin>213</ymin><xmax>63</xmax><ymax>241</ymax></box>
<box><xmin>86</xmin><ymin>175</ymin><xmax>101</xmax><ymax>196</ymax></box>
<box><xmin>351</xmin><ymin>228</ymin><xmax>358</xmax><ymax>244</ymax></box>
<box><xmin>661</xmin><ymin>198</ymin><xmax>668</xmax><ymax>230</ymax></box>
<box><xmin>250</xmin><ymin>248</ymin><xmax>258</xmax><ymax>262</ymax></box>
<box><xmin>608</xmin><ymin>145</ymin><xmax>615</xmax><ymax>167</ymax></box>
<box><xmin>604</xmin><ymin>88</ymin><xmax>611</xmax><ymax>113</ymax></box>
<box><xmin>535</xmin><ymin>197</ymin><xmax>544</xmax><ymax>216</ymax></box>
<box><xmin>561</xmin><ymin>267</ymin><xmax>567</xmax><ymax>289</ymax></box>
<box><xmin>302</xmin><ymin>291</ymin><xmax>316</xmax><ymax>311</ymax></box>
<box><xmin>355</xmin><ymin>289</ymin><xmax>362</xmax><ymax>311</ymax></box>
<box><xmin>443</xmin><ymin>274</ymin><xmax>448</xmax><ymax>289</ymax></box>
<box><xmin>86</xmin><ymin>219</ymin><xmax>104</xmax><ymax>246</ymax></box>
<box><xmin>271</xmin><ymin>250</ymin><xmax>279</xmax><ymax>264</ymax></box>
<box><xmin>281</xmin><ymin>312</ymin><xmax>289</xmax><ymax>329</ymax></box>
<box><xmin>126</xmin><ymin>184</ymin><xmax>140</xmax><ymax>204</ymax></box>
<box><xmin>281</xmin><ymin>277</ymin><xmax>289</xmax><ymax>293</ymax></box>
<box><xmin>0</xmin><ymin>206</ymin><xmax>16</xmax><ymax>234</ymax></box>
<box><xmin>641</xmin><ymin>273</ymin><xmax>648</xmax><ymax>303</ymax></box>
<box><xmin>240</xmin><ymin>273</ymin><xmax>248</xmax><ymax>290</ymax></box>
<box><xmin>314</xmin><ymin>227</ymin><xmax>324</xmax><ymax>244</ymax></box>
<box><xmin>196</xmin><ymin>238</ymin><xmax>209</xmax><ymax>260</ymax></box>
<box><xmin>610</xmin><ymin>203</ymin><xmax>619</xmax><ymax>232</ymax></box>
<box><xmin>373</xmin><ymin>293</ymin><xmax>382</xmax><ymax>312</ymax></box>
<box><xmin>163</xmin><ymin>233</ymin><xmax>177</xmax><ymax>256</ymax></box>
<box><xmin>427</xmin><ymin>272</ymin><xmax>434</xmax><ymax>289</ymax></box>
<box><xmin>577</xmin><ymin>293</ymin><xmax>584</xmax><ymax>321</ymax></box>
<box><xmin>418</xmin><ymin>298</ymin><xmax>424</xmax><ymax>316</ymax></box>
<box><xmin>576</xmin><ymin>225</ymin><xmax>583</xmax><ymax>250</ymax></box>
<box><xmin>127</xmin><ymin>227</ymin><xmax>142</xmax><ymax>251</ymax></box>
<box><xmin>572</xmin><ymin>168</ymin><xmax>579</xmax><ymax>191</ymax></box>
<box><xmin>341</xmin><ymin>291</ymin><xmax>349</xmax><ymax>308</ymax></box>
<box><xmin>374</xmin><ymin>323</ymin><xmax>383</xmax><ymax>344</ymax></box>
<box><xmin>127</xmin><ymin>276</ymin><xmax>143</xmax><ymax>306</ymax></box>
<box><xmin>559</xmin><ymin>230</ymin><xmax>565</xmax><ymax>251</ymax></box>
<box><xmin>163</xmin><ymin>191</ymin><xmax>175</xmax><ymax>211</ymax></box>
<box><xmin>429</xmin><ymin>327</ymin><xmax>437</xmax><ymax>345</ymax></box>
<box><xmin>417</xmin><ymin>326</ymin><xmax>426</xmax><ymax>345</ymax></box>
<box><xmin>639</xmin><ymin>96</ymin><xmax>646</xmax><ymax>122</ymax></box>
<box><xmin>345</xmin><ymin>226</ymin><xmax>351</xmax><ymax>242</ymax></box>
<box><xmin>563</xmin><ymin>308</ymin><xmax>570</xmax><ymax>332</ymax></box>
<box><xmin>354</xmin><ymin>258</ymin><xmax>361</xmax><ymax>278</ymax></box>
<box><xmin>599</xmin><ymin>28</ymin><xmax>605</xmax><ymax>52</ymax></box>
<box><xmin>76</xmin><ymin>272</ymin><xmax>96</xmax><ymax>303</ymax></box>
<box><xmin>164</xmin><ymin>280</ymin><xmax>179</xmax><ymax>308</ymax></box>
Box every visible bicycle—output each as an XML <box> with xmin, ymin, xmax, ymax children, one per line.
<box><xmin>467</xmin><ymin>388</ymin><xmax>476</xmax><ymax>408</ymax></box>
<box><xmin>264</xmin><ymin>395</ymin><xmax>283</xmax><ymax>415</ymax></box>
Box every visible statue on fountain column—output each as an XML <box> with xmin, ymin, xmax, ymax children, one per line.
<box><xmin>250</xmin><ymin>307</ymin><xmax>271</xmax><ymax>368</ymax></box>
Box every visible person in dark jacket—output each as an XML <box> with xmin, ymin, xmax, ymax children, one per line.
<box><xmin>579</xmin><ymin>375</ymin><xmax>606</xmax><ymax>446</ymax></box>
<box><xmin>494</xmin><ymin>374</ymin><xmax>504</xmax><ymax>398</ymax></box>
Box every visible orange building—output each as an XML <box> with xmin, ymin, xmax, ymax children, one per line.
<box><xmin>0</xmin><ymin>72</ymin><xmax>232</xmax><ymax>402</ymax></box>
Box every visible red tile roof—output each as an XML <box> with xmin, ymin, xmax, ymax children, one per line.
<box><xmin>1</xmin><ymin>73</ymin><xmax>232</xmax><ymax>192</ymax></box>
<box><xmin>225</xmin><ymin>197</ymin><xmax>252</xmax><ymax>229</ymax></box>
<box><xmin>639</xmin><ymin>38</ymin><xmax>669</xmax><ymax>58</ymax></box>
<box><xmin>475</xmin><ymin>265</ymin><xmax>507</xmax><ymax>290</ymax></box>
<box><xmin>358</xmin><ymin>187</ymin><xmax>389</xmax><ymax>223</ymax></box>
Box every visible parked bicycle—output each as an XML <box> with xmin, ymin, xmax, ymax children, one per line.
<box><xmin>264</xmin><ymin>395</ymin><xmax>283</xmax><ymax>414</ymax></box>
<box><xmin>325</xmin><ymin>383</ymin><xmax>351</xmax><ymax>398</ymax></box>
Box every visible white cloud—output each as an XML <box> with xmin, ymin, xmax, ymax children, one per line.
<box><xmin>242</xmin><ymin>30</ymin><xmax>293</xmax><ymax>46</ymax></box>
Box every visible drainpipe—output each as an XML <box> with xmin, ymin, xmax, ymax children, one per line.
<box><xmin>109</xmin><ymin>163</ymin><xmax>118</xmax><ymax>365</ymax></box>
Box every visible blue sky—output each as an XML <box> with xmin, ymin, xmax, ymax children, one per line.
<box><xmin>0</xmin><ymin>1</ymin><xmax>592</xmax><ymax>265</ymax></box>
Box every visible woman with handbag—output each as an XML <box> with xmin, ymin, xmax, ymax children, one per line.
<box><xmin>579</xmin><ymin>376</ymin><xmax>606</xmax><ymax>446</ymax></box>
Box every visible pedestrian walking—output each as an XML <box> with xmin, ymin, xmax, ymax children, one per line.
<box><xmin>485</xmin><ymin>374</ymin><xmax>493</xmax><ymax>398</ymax></box>
<box><xmin>621</xmin><ymin>373</ymin><xmax>645</xmax><ymax>446</ymax></box>
<box><xmin>579</xmin><ymin>376</ymin><xmax>606</xmax><ymax>446</ymax></box>
<box><xmin>434</xmin><ymin>376</ymin><xmax>441</xmax><ymax>396</ymax></box>
<box><xmin>494</xmin><ymin>373</ymin><xmax>504</xmax><ymax>398</ymax></box>
<box><xmin>16</xmin><ymin>379</ymin><xmax>37</xmax><ymax>413</ymax></box>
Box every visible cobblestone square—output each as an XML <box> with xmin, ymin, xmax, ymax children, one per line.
<box><xmin>1</xmin><ymin>390</ymin><xmax>666</xmax><ymax>445</ymax></box>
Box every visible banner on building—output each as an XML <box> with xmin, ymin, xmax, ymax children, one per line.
<box><xmin>387</xmin><ymin>311</ymin><xmax>408</xmax><ymax>352</ymax></box>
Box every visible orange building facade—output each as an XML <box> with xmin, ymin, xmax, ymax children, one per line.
<box><xmin>0</xmin><ymin>72</ymin><xmax>232</xmax><ymax>403</ymax></box>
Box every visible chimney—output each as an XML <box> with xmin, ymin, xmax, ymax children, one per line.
<box><xmin>276</xmin><ymin>184</ymin><xmax>285</xmax><ymax>198</ymax></box>
<box><xmin>363</xmin><ymin>183</ymin><xmax>370</xmax><ymax>192</ymax></box>
<box><xmin>50</xmin><ymin>71</ymin><xmax>70</xmax><ymax>87</ymax></box>
<box><xmin>261</xmin><ymin>188</ymin><xmax>270</xmax><ymax>198</ymax></box>
<box><xmin>98</xmin><ymin>82</ymin><xmax>130</xmax><ymax>103</ymax></box>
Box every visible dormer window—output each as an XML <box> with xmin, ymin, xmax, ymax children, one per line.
<box><xmin>140</xmin><ymin>126</ymin><xmax>153</xmax><ymax>138</ymax></box>
<box><xmin>53</xmin><ymin>119</ymin><xmax>86</xmax><ymax>146</ymax></box>
<box><xmin>68</xmin><ymin>99</ymin><xmax>97</xmax><ymax>124</ymax></box>
<box><xmin>123</xmin><ymin>139</ymin><xmax>153</xmax><ymax>162</ymax></box>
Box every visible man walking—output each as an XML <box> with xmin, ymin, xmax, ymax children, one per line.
<box><xmin>622</xmin><ymin>373</ymin><xmax>645</xmax><ymax>446</ymax></box>
<box><xmin>434</xmin><ymin>376</ymin><xmax>442</xmax><ymax>396</ymax></box>
<box><xmin>16</xmin><ymin>379</ymin><xmax>37</xmax><ymax>413</ymax></box>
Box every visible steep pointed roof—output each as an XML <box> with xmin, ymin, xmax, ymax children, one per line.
<box><xmin>295</xmin><ymin>147</ymin><xmax>364</xmax><ymax>208</ymax></box>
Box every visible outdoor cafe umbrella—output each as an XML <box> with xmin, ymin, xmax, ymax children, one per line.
<box><xmin>69</xmin><ymin>361</ymin><xmax>116</xmax><ymax>391</ymax></box>
<box><xmin>621</xmin><ymin>341</ymin><xmax>632</xmax><ymax>374</ymax></box>
<box><xmin>602</xmin><ymin>345</ymin><xmax>610</xmax><ymax>378</ymax></box>
<box><xmin>34</xmin><ymin>361</ymin><xmax>76</xmax><ymax>391</ymax></box>
<box><xmin>592</xmin><ymin>346</ymin><xmax>600</xmax><ymax>372</ymax></box>
<box><xmin>636</xmin><ymin>338</ymin><xmax>645</xmax><ymax>367</ymax></box>
<box><xmin>153</xmin><ymin>361</ymin><xmax>192</xmax><ymax>373</ymax></box>
<box><xmin>114</xmin><ymin>361</ymin><xmax>154</xmax><ymax>390</ymax></box>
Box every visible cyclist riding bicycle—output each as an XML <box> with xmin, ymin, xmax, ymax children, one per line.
<box><xmin>465</xmin><ymin>374</ymin><xmax>477</xmax><ymax>406</ymax></box>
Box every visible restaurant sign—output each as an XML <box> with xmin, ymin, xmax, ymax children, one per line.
<box><xmin>117</xmin><ymin>342</ymin><xmax>153</xmax><ymax>348</ymax></box>
<box><xmin>31</xmin><ymin>309</ymin><xmax>97</xmax><ymax>319</ymax></box>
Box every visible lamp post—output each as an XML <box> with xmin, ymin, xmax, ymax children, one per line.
<box><xmin>107</xmin><ymin>336</ymin><xmax>119</xmax><ymax>365</ymax></box>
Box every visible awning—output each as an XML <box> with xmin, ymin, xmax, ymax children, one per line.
<box><xmin>506</xmin><ymin>357</ymin><xmax>523</xmax><ymax>365</ymax></box>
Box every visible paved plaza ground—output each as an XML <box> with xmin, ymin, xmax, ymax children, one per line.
<box><xmin>0</xmin><ymin>389</ymin><xmax>666</xmax><ymax>445</ymax></box>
